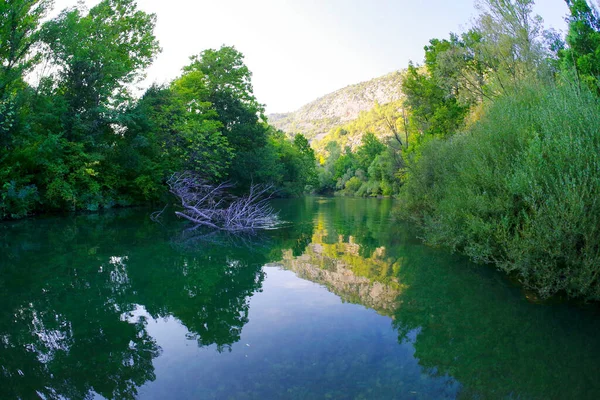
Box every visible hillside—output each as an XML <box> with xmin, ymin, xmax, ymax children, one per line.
<box><xmin>268</xmin><ymin>71</ymin><xmax>404</xmax><ymax>143</ymax></box>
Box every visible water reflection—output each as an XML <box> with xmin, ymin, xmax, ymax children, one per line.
<box><xmin>278</xmin><ymin>197</ymin><xmax>600</xmax><ymax>400</ymax></box>
<box><xmin>279</xmin><ymin>234</ymin><xmax>403</xmax><ymax>316</ymax></box>
<box><xmin>1</xmin><ymin>199</ymin><xmax>600</xmax><ymax>399</ymax></box>
<box><xmin>0</xmin><ymin>211</ymin><xmax>285</xmax><ymax>399</ymax></box>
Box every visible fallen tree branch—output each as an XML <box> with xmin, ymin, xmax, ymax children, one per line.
<box><xmin>165</xmin><ymin>172</ymin><xmax>280</xmax><ymax>233</ymax></box>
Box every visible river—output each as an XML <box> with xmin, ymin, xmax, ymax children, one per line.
<box><xmin>1</xmin><ymin>197</ymin><xmax>599</xmax><ymax>399</ymax></box>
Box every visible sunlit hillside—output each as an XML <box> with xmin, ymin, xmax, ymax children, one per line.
<box><xmin>268</xmin><ymin>71</ymin><xmax>404</xmax><ymax>144</ymax></box>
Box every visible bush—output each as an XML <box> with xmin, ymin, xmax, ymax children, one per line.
<box><xmin>401</xmin><ymin>79</ymin><xmax>600</xmax><ymax>300</ymax></box>
<box><xmin>0</xmin><ymin>181</ymin><xmax>39</xmax><ymax>219</ymax></box>
<box><xmin>344</xmin><ymin>176</ymin><xmax>363</xmax><ymax>194</ymax></box>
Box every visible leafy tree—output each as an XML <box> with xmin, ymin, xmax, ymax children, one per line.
<box><xmin>292</xmin><ymin>133</ymin><xmax>318</xmax><ymax>189</ymax></box>
<box><xmin>169</xmin><ymin>71</ymin><xmax>234</xmax><ymax>179</ymax></box>
<box><xmin>356</xmin><ymin>132</ymin><xmax>385</xmax><ymax>171</ymax></box>
<box><xmin>317</xmin><ymin>141</ymin><xmax>342</xmax><ymax>193</ymax></box>
<box><xmin>260</xmin><ymin>131</ymin><xmax>317</xmax><ymax>196</ymax></box>
<box><xmin>181</xmin><ymin>46</ymin><xmax>269</xmax><ymax>187</ymax></box>
<box><xmin>472</xmin><ymin>0</ymin><xmax>549</xmax><ymax>94</ymax></box>
<box><xmin>402</xmin><ymin>63</ymin><xmax>469</xmax><ymax>137</ymax></box>
<box><xmin>560</xmin><ymin>0</ymin><xmax>600</xmax><ymax>92</ymax></box>
<box><xmin>41</xmin><ymin>0</ymin><xmax>160</xmax><ymax>143</ymax></box>
<box><xmin>2</xmin><ymin>0</ymin><xmax>161</xmax><ymax>216</ymax></box>
<box><xmin>432</xmin><ymin>31</ymin><xmax>490</xmax><ymax>104</ymax></box>
<box><xmin>0</xmin><ymin>0</ymin><xmax>51</xmax><ymax>99</ymax></box>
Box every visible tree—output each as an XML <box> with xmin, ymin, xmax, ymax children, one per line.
<box><xmin>292</xmin><ymin>133</ymin><xmax>318</xmax><ymax>190</ymax></box>
<box><xmin>433</xmin><ymin>31</ymin><xmax>490</xmax><ymax>104</ymax></box>
<box><xmin>0</xmin><ymin>0</ymin><xmax>51</xmax><ymax>99</ymax></box>
<box><xmin>356</xmin><ymin>132</ymin><xmax>385</xmax><ymax>171</ymax></box>
<box><xmin>108</xmin><ymin>84</ymin><xmax>232</xmax><ymax>203</ymax></box>
<box><xmin>0</xmin><ymin>0</ymin><xmax>161</xmax><ymax>216</ymax></box>
<box><xmin>402</xmin><ymin>63</ymin><xmax>469</xmax><ymax>137</ymax></box>
<box><xmin>41</xmin><ymin>0</ymin><xmax>160</xmax><ymax>143</ymax></box>
<box><xmin>152</xmin><ymin>79</ymin><xmax>233</xmax><ymax>180</ymax></box>
<box><xmin>373</xmin><ymin>101</ymin><xmax>410</xmax><ymax>149</ymax></box>
<box><xmin>0</xmin><ymin>0</ymin><xmax>52</xmax><ymax>155</ymax></box>
<box><xmin>560</xmin><ymin>0</ymin><xmax>600</xmax><ymax>92</ymax></box>
<box><xmin>180</xmin><ymin>46</ymin><xmax>269</xmax><ymax>186</ymax></box>
<box><xmin>317</xmin><ymin>141</ymin><xmax>342</xmax><ymax>193</ymax></box>
<box><xmin>472</xmin><ymin>0</ymin><xmax>548</xmax><ymax>94</ymax></box>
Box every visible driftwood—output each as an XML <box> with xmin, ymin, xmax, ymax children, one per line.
<box><xmin>166</xmin><ymin>172</ymin><xmax>280</xmax><ymax>233</ymax></box>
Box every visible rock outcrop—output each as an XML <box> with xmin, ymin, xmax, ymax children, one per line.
<box><xmin>268</xmin><ymin>71</ymin><xmax>403</xmax><ymax>142</ymax></box>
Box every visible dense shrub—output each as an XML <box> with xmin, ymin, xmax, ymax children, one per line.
<box><xmin>401</xmin><ymin>79</ymin><xmax>600</xmax><ymax>300</ymax></box>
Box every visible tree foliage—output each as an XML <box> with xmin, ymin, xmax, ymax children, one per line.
<box><xmin>41</xmin><ymin>0</ymin><xmax>160</xmax><ymax>143</ymax></box>
<box><xmin>0</xmin><ymin>0</ymin><xmax>51</xmax><ymax>98</ymax></box>
<box><xmin>179</xmin><ymin>46</ymin><xmax>270</xmax><ymax>187</ymax></box>
<box><xmin>560</xmin><ymin>0</ymin><xmax>600</xmax><ymax>92</ymax></box>
<box><xmin>396</xmin><ymin>0</ymin><xmax>600</xmax><ymax>301</ymax></box>
<box><xmin>0</xmin><ymin>3</ymin><xmax>315</xmax><ymax>220</ymax></box>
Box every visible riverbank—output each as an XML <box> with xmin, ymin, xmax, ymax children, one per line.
<box><xmin>399</xmin><ymin>80</ymin><xmax>600</xmax><ymax>301</ymax></box>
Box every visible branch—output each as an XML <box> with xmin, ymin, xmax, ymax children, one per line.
<box><xmin>161</xmin><ymin>172</ymin><xmax>280</xmax><ymax>233</ymax></box>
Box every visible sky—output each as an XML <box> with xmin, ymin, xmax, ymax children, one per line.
<box><xmin>51</xmin><ymin>0</ymin><xmax>571</xmax><ymax>113</ymax></box>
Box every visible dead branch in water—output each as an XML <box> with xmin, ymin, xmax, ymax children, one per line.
<box><xmin>166</xmin><ymin>172</ymin><xmax>280</xmax><ymax>233</ymax></box>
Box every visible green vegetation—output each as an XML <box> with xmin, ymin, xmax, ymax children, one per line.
<box><xmin>560</xmin><ymin>0</ymin><xmax>600</xmax><ymax>92</ymax></box>
<box><xmin>5</xmin><ymin>0</ymin><xmax>600</xmax><ymax>301</ymax></box>
<box><xmin>401</xmin><ymin>80</ymin><xmax>600</xmax><ymax>300</ymax></box>
<box><xmin>0</xmin><ymin>0</ymin><xmax>316</xmax><ymax>220</ymax></box>
<box><xmin>309</xmin><ymin>0</ymin><xmax>600</xmax><ymax>301</ymax></box>
<box><xmin>313</xmin><ymin>101</ymin><xmax>407</xmax><ymax>196</ymax></box>
<box><xmin>397</xmin><ymin>0</ymin><xmax>600</xmax><ymax>301</ymax></box>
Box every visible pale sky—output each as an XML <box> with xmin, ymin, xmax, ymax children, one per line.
<box><xmin>51</xmin><ymin>0</ymin><xmax>570</xmax><ymax>113</ymax></box>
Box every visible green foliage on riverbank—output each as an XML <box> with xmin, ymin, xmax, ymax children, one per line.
<box><xmin>0</xmin><ymin>0</ymin><xmax>316</xmax><ymax>219</ymax></box>
<box><xmin>311</xmin><ymin>0</ymin><xmax>600</xmax><ymax>300</ymax></box>
<box><xmin>397</xmin><ymin>0</ymin><xmax>600</xmax><ymax>300</ymax></box>
<box><xmin>401</xmin><ymin>80</ymin><xmax>600</xmax><ymax>300</ymax></box>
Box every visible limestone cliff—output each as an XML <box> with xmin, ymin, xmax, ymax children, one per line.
<box><xmin>268</xmin><ymin>71</ymin><xmax>404</xmax><ymax>143</ymax></box>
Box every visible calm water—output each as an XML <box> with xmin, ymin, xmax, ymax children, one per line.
<box><xmin>1</xmin><ymin>197</ymin><xmax>600</xmax><ymax>399</ymax></box>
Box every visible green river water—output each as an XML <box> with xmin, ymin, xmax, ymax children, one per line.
<box><xmin>1</xmin><ymin>197</ymin><xmax>600</xmax><ymax>399</ymax></box>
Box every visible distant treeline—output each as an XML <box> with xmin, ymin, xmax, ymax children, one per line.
<box><xmin>314</xmin><ymin>0</ymin><xmax>600</xmax><ymax>300</ymax></box>
<box><xmin>0</xmin><ymin>0</ymin><xmax>317</xmax><ymax>220</ymax></box>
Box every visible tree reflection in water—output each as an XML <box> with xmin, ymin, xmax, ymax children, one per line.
<box><xmin>0</xmin><ymin>209</ymin><xmax>293</xmax><ymax>399</ymax></box>
<box><xmin>2</xmin><ymin>198</ymin><xmax>600</xmax><ymax>399</ymax></box>
<box><xmin>278</xmin><ymin>197</ymin><xmax>600</xmax><ymax>400</ymax></box>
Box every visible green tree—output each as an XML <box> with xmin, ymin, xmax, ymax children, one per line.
<box><xmin>0</xmin><ymin>0</ymin><xmax>51</xmax><ymax>99</ymax></box>
<box><xmin>293</xmin><ymin>133</ymin><xmax>318</xmax><ymax>189</ymax></box>
<box><xmin>181</xmin><ymin>46</ymin><xmax>269</xmax><ymax>187</ymax></box>
<box><xmin>317</xmin><ymin>141</ymin><xmax>342</xmax><ymax>193</ymax></box>
<box><xmin>472</xmin><ymin>0</ymin><xmax>548</xmax><ymax>94</ymax></box>
<box><xmin>41</xmin><ymin>0</ymin><xmax>160</xmax><ymax>143</ymax></box>
<box><xmin>402</xmin><ymin>63</ymin><xmax>468</xmax><ymax>137</ymax></box>
<box><xmin>169</xmin><ymin>71</ymin><xmax>234</xmax><ymax>179</ymax></box>
<box><xmin>432</xmin><ymin>31</ymin><xmax>490</xmax><ymax>104</ymax></box>
<box><xmin>356</xmin><ymin>132</ymin><xmax>385</xmax><ymax>171</ymax></box>
<box><xmin>560</xmin><ymin>0</ymin><xmax>600</xmax><ymax>92</ymax></box>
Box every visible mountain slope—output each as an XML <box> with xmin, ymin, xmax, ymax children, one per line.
<box><xmin>268</xmin><ymin>71</ymin><xmax>404</xmax><ymax>142</ymax></box>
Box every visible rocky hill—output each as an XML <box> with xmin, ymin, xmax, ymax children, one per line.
<box><xmin>268</xmin><ymin>71</ymin><xmax>404</xmax><ymax>143</ymax></box>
